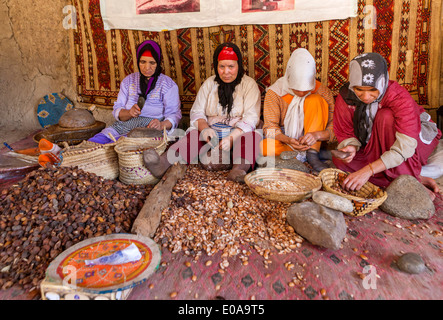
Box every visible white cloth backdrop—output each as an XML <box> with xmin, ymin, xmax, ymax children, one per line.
<box><xmin>100</xmin><ymin>0</ymin><xmax>358</xmax><ymax>32</ymax></box>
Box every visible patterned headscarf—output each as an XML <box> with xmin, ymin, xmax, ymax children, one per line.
<box><xmin>213</xmin><ymin>43</ymin><xmax>245</xmax><ymax>118</ymax></box>
<box><xmin>339</xmin><ymin>52</ymin><xmax>389</xmax><ymax>146</ymax></box>
<box><xmin>136</xmin><ymin>40</ymin><xmax>162</xmax><ymax>99</ymax></box>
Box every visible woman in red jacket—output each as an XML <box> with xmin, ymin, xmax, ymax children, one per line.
<box><xmin>333</xmin><ymin>53</ymin><xmax>441</xmax><ymax>199</ymax></box>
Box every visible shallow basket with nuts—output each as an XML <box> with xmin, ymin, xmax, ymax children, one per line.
<box><xmin>244</xmin><ymin>168</ymin><xmax>322</xmax><ymax>203</ymax></box>
<box><xmin>319</xmin><ymin>168</ymin><xmax>387</xmax><ymax>217</ymax></box>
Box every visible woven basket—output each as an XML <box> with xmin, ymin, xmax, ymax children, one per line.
<box><xmin>60</xmin><ymin>140</ymin><xmax>119</xmax><ymax>180</ymax></box>
<box><xmin>114</xmin><ymin>129</ymin><xmax>168</xmax><ymax>185</ymax></box>
<box><xmin>244</xmin><ymin>168</ymin><xmax>322</xmax><ymax>203</ymax></box>
<box><xmin>319</xmin><ymin>168</ymin><xmax>387</xmax><ymax>217</ymax></box>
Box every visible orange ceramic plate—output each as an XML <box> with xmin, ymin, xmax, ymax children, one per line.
<box><xmin>46</xmin><ymin>234</ymin><xmax>161</xmax><ymax>294</ymax></box>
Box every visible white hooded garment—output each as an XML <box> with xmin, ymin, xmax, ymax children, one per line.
<box><xmin>267</xmin><ymin>48</ymin><xmax>316</xmax><ymax>140</ymax></box>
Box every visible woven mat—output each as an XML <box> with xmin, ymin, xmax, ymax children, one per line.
<box><xmin>71</xmin><ymin>0</ymin><xmax>439</xmax><ymax>112</ymax></box>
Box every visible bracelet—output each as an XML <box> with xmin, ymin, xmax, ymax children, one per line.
<box><xmin>326</xmin><ymin>127</ymin><xmax>336</xmax><ymax>143</ymax></box>
<box><xmin>368</xmin><ymin>162</ymin><xmax>375</xmax><ymax>176</ymax></box>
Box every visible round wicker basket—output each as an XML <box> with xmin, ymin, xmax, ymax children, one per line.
<box><xmin>318</xmin><ymin>168</ymin><xmax>387</xmax><ymax>217</ymax></box>
<box><xmin>61</xmin><ymin>140</ymin><xmax>119</xmax><ymax>180</ymax></box>
<box><xmin>114</xmin><ymin>129</ymin><xmax>168</xmax><ymax>185</ymax></box>
<box><xmin>244</xmin><ymin>168</ymin><xmax>322</xmax><ymax>203</ymax></box>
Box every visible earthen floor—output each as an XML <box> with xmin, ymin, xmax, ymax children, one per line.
<box><xmin>0</xmin><ymin>131</ymin><xmax>442</xmax><ymax>302</ymax></box>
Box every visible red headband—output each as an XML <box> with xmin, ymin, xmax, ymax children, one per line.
<box><xmin>218</xmin><ymin>46</ymin><xmax>238</xmax><ymax>61</ymax></box>
<box><xmin>141</xmin><ymin>50</ymin><xmax>153</xmax><ymax>58</ymax></box>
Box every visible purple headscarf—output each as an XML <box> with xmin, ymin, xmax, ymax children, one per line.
<box><xmin>136</xmin><ymin>40</ymin><xmax>162</xmax><ymax>99</ymax></box>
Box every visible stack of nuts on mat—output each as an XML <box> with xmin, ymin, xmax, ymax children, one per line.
<box><xmin>0</xmin><ymin>165</ymin><xmax>152</xmax><ymax>291</ymax></box>
<box><xmin>154</xmin><ymin>165</ymin><xmax>304</xmax><ymax>270</ymax></box>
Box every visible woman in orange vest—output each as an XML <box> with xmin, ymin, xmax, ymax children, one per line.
<box><xmin>260</xmin><ymin>48</ymin><xmax>336</xmax><ymax>172</ymax></box>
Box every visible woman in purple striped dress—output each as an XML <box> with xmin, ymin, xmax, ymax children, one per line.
<box><xmin>89</xmin><ymin>40</ymin><xmax>182</xmax><ymax>144</ymax></box>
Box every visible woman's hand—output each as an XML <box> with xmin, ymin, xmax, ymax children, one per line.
<box><xmin>287</xmin><ymin>137</ymin><xmax>310</xmax><ymax>151</ymax></box>
<box><xmin>118</xmin><ymin>104</ymin><xmax>141</xmax><ymax>121</ymax></box>
<box><xmin>218</xmin><ymin>128</ymin><xmax>243</xmax><ymax>151</ymax></box>
<box><xmin>342</xmin><ymin>168</ymin><xmax>372</xmax><ymax>191</ymax></box>
<box><xmin>128</xmin><ymin>104</ymin><xmax>141</xmax><ymax>118</ymax></box>
<box><xmin>342</xmin><ymin>159</ymin><xmax>385</xmax><ymax>191</ymax></box>
<box><xmin>337</xmin><ymin>145</ymin><xmax>357</xmax><ymax>163</ymax></box>
<box><xmin>147</xmin><ymin>119</ymin><xmax>172</xmax><ymax>130</ymax></box>
<box><xmin>299</xmin><ymin>132</ymin><xmax>318</xmax><ymax>147</ymax></box>
<box><xmin>275</xmin><ymin>133</ymin><xmax>309</xmax><ymax>151</ymax></box>
<box><xmin>147</xmin><ymin>119</ymin><xmax>162</xmax><ymax>130</ymax></box>
<box><xmin>219</xmin><ymin>136</ymin><xmax>232</xmax><ymax>151</ymax></box>
<box><xmin>201</xmin><ymin>127</ymin><xmax>218</xmax><ymax>147</ymax></box>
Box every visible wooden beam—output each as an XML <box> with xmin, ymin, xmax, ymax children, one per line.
<box><xmin>131</xmin><ymin>163</ymin><xmax>187</xmax><ymax>238</ymax></box>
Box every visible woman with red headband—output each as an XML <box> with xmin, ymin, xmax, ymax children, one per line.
<box><xmin>143</xmin><ymin>42</ymin><xmax>261</xmax><ymax>182</ymax></box>
<box><xmin>89</xmin><ymin>40</ymin><xmax>181</xmax><ymax>143</ymax></box>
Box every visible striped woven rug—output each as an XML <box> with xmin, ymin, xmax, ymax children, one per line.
<box><xmin>70</xmin><ymin>0</ymin><xmax>441</xmax><ymax>115</ymax></box>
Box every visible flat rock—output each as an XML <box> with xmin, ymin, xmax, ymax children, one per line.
<box><xmin>379</xmin><ymin>175</ymin><xmax>435</xmax><ymax>220</ymax></box>
<box><xmin>256</xmin><ymin>155</ymin><xmax>275</xmax><ymax>168</ymax></box>
<box><xmin>396</xmin><ymin>252</ymin><xmax>426</xmax><ymax>274</ymax></box>
<box><xmin>312</xmin><ymin>191</ymin><xmax>354</xmax><ymax>213</ymax></box>
<box><xmin>256</xmin><ymin>155</ymin><xmax>309</xmax><ymax>173</ymax></box>
<box><xmin>280</xmin><ymin>151</ymin><xmax>299</xmax><ymax>160</ymax></box>
<box><xmin>127</xmin><ymin>127</ymin><xmax>163</xmax><ymax>138</ymax></box>
<box><xmin>331</xmin><ymin>149</ymin><xmax>351</xmax><ymax>160</ymax></box>
<box><xmin>287</xmin><ymin>202</ymin><xmax>347</xmax><ymax>250</ymax></box>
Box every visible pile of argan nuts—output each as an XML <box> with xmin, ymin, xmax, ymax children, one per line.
<box><xmin>154</xmin><ymin>165</ymin><xmax>304</xmax><ymax>271</ymax></box>
<box><xmin>0</xmin><ymin>165</ymin><xmax>152</xmax><ymax>292</ymax></box>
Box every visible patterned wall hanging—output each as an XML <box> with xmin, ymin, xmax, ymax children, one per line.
<box><xmin>70</xmin><ymin>0</ymin><xmax>441</xmax><ymax>114</ymax></box>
